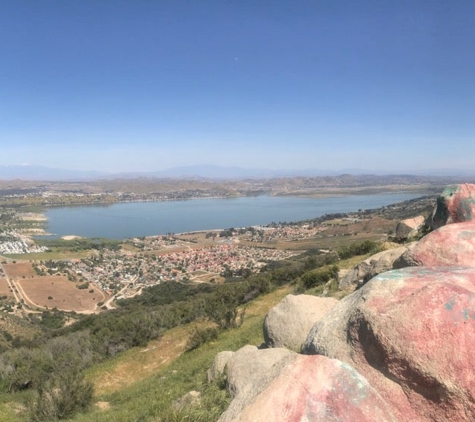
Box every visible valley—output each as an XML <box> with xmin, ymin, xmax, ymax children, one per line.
<box><xmin>0</xmin><ymin>177</ymin><xmax>439</xmax><ymax>421</ymax></box>
<box><xmin>0</xmin><ymin>192</ymin><xmax>434</xmax><ymax>317</ymax></box>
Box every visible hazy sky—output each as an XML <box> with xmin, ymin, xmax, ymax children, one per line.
<box><xmin>2</xmin><ymin>1</ymin><xmax>475</xmax><ymax>174</ymax></box>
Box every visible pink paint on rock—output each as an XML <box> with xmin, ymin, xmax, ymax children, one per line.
<box><xmin>235</xmin><ymin>355</ymin><xmax>397</xmax><ymax>422</ymax></box>
<box><xmin>428</xmin><ymin>183</ymin><xmax>475</xmax><ymax>229</ymax></box>
<box><xmin>305</xmin><ymin>267</ymin><xmax>475</xmax><ymax>422</ymax></box>
<box><xmin>412</xmin><ymin>221</ymin><xmax>475</xmax><ymax>267</ymax></box>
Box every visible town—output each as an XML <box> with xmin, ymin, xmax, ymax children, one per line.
<box><xmin>0</xmin><ymin>222</ymin><xmax>328</xmax><ymax>314</ymax></box>
<box><xmin>0</xmin><ymin>194</ymin><xmax>436</xmax><ymax>315</ymax></box>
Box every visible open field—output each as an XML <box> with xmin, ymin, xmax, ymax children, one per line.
<box><xmin>2</xmin><ymin>262</ymin><xmax>36</xmax><ymax>278</ymax></box>
<box><xmin>0</xmin><ymin>279</ymin><xmax>12</xmax><ymax>298</ymax></box>
<box><xmin>17</xmin><ymin>276</ymin><xmax>105</xmax><ymax>312</ymax></box>
<box><xmin>2</xmin><ymin>250</ymin><xmax>91</xmax><ymax>261</ymax></box>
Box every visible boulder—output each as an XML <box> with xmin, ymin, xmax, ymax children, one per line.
<box><xmin>220</xmin><ymin>345</ymin><xmax>296</xmax><ymax>421</ymax></box>
<box><xmin>427</xmin><ymin>183</ymin><xmax>475</xmax><ymax>229</ymax></box>
<box><xmin>207</xmin><ymin>350</ymin><xmax>234</xmax><ymax>383</ymax></box>
<box><xmin>398</xmin><ymin>221</ymin><xmax>475</xmax><ymax>267</ymax></box>
<box><xmin>392</xmin><ymin>242</ymin><xmax>419</xmax><ymax>268</ymax></box>
<box><xmin>338</xmin><ymin>245</ymin><xmax>410</xmax><ymax>289</ymax></box>
<box><xmin>263</xmin><ymin>294</ymin><xmax>337</xmax><ymax>351</ymax></box>
<box><xmin>225</xmin><ymin>355</ymin><xmax>397</xmax><ymax>422</ymax></box>
<box><xmin>337</xmin><ymin>267</ymin><xmax>358</xmax><ymax>290</ymax></box>
<box><xmin>304</xmin><ymin>266</ymin><xmax>475</xmax><ymax>422</ymax></box>
<box><xmin>395</xmin><ymin>215</ymin><xmax>425</xmax><ymax>240</ymax></box>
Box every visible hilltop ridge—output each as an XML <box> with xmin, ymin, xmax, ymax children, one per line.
<box><xmin>1</xmin><ymin>164</ymin><xmax>475</xmax><ymax>182</ymax></box>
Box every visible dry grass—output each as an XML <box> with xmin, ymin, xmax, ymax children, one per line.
<box><xmin>241</xmin><ymin>285</ymin><xmax>293</xmax><ymax>318</ymax></box>
<box><xmin>2</xmin><ymin>262</ymin><xmax>36</xmax><ymax>278</ymax></box>
<box><xmin>0</xmin><ymin>279</ymin><xmax>13</xmax><ymax>298</ymax></box>
<box><xmin>89</xmin><ymin>323</ymin><xmax>198</xmax><ymax>396</ymax></box>
<box><xmin>87</xmin><ymin>285</ymin><xmax>293</xmax><ymax>398</ymax></box>
<box><xmin>18</xmin><ymin>276</ymin><xmax>105</xmax><ymax>312</ymax></box>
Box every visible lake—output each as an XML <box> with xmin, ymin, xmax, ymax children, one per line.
<box><xmin>42</xmin><ymin>193</ymin><xmax>422</xmax><ymax>240</ymax></box>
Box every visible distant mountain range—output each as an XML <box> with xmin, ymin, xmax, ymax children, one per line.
<box><xmin>0</xmin><ymin>165</ymin><xmax>106</xmax><ymax>181</ymax></box>
<box><xmin>0</xmin><ymin>164</ymin><xmax>473</xmax><ymax>181</ymax></box>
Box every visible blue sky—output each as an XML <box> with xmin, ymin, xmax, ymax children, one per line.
<box><xmin>1</xmin><ymin>1</ymin><xmax>475</xmax><ymax>174</ymax></box>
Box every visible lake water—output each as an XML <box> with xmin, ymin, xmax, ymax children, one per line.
<box><xmin>42</xmin><ymin>193</ymin><xmax>422</xmax><ymax>240</ymax></box>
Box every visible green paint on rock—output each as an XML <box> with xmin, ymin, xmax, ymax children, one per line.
<box><xmin>442</xmin><ymin>185</ymin><xmax>458</xmax><ymax>198</ymax></box>
<box><xmin>459</xmin><ymin>202</ymin><xmax>474</xmax><ymax>221</ymax></box>
<box><xmin>445</xmin><ymin>298</ymin><xmax>455</xmax><ymax>311</ymax></box>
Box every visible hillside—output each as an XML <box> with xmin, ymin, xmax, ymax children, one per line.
<box><xmin>0</xmin><ymin>195</ymin><xmax>435</xmax><ymax>421</ymax></box>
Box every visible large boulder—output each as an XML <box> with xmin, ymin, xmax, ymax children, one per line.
<box><xmin>338</xmin><ymin>245</ymin><xmax>410</xmax><ymax>289</ymax></box>
<box><xmin>207</xmin><ymin>350</ymin><xmax>234</xmax><ymax>383</ymax></box>
<box><xmin>219</xmin><ymin>345</ymin><xmax>297</xmax><ymax>421</ymax></box>
<box><xmin>263</xmin><ymin>294</ymin><xmax>337</xmax><ymax>352</ymax></box>
<box><xmin>225</xmin><ymin>355</ymin><xmax>397</xmax><ymax>422</ymax></box>
<box><xmin>398</xmin><ymin>221</ymin><xmax>475</xmax><ymax>267</ymax></box>
<box><xmin>304</xmin><ymin>266</ymin><xmax>475</xmax><ymax>422</ymax></box>
<box><xmin>395</xmin><ymin>215</ymin><xmax>425</xmax><ymax>240</ymax></box>
<box><xmin>427</xmin><ymin>183</ymin><xmax>475</xmax><ymax>229</ymax></box>
<box><xmin>392</xmin><ymin>242</ymin><xmax>419</xmax><ymax>268</ymax></box>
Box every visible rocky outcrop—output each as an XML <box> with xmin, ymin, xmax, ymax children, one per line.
<box><xmin>395</xmin><ymin>215</ymin><xmax>425</xmax><ymax>240</ymax></box>
<box><xmin>207</xmin><ymin>351</ymin><xmax>235</xmax><ymax>383</ymax></box>
<box><xmin>219</xmin><ymin>346</ymin><xmax>296</xmax><ymax>421</ymax></box>
<box><xmin>210</xmin><ymin>185</ymin><xmax>475</xmax><ymax>422</ymax></box>
<box><xmin>392</xmin><ymin>242</ymin><xmax>419</xmax><ymax>268</ymax></box>
<box><xmin>338</xmin><ymin>245</ymin><xmax>410</xmax><ymax>289</ymax></box>
<box><xmin>304</xmin><ymin>266</ymin><xmax>475</xmax><ymax>422</ymax></box>
<box><xmin>427</xmin><ymin>183</ymin><xmax>475</xmax><ymax>229</ymax></box>
<box><xmin>227</xmin><ymin>355</ymin><xmax>397</xmax><ymax>422</ymax></box>
<box><xmin>396</xmin><ymin>221</ymin><xmax>475</xmax><ymax>267</ymax></box>
<box><xmin>263</xmin><ymin>294</ymin><xmax>337</xmax><ymax>352</ymax></box>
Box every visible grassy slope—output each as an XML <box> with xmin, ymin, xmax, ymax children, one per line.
<box><xmin>71</xmin><ymin>286</ymin><xmax>293</xmax><ymax>422</ymax></box>
<box><xmin>70</xmin><ymin>252</ymin><xmax>373</xmax><ymax>421</ymax></box>
<box><xmin>0</xmin><ymin>253</ymin><xmax>370</xmax><ymax>422</ymax></box>
<box><xmin>0</xmin><ymin>248</ymin><xmax>379</xmax><ymax>422</ymax></box>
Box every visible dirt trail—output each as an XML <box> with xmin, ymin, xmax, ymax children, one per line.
<box><xmin>91</xmin><ymin>325</ymin><xmax>192</xmax><ymax>396</ymax></box>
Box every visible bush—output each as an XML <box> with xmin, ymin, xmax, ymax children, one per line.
<box><xmin>40</xmin><ymin>310</ymin><xmax>65</xmax><ymax>330</ymax></box>
<box><xmin>0</xmin><ymin>347</ymin><xmax>52</xmax><ymax>392</ymax></box>
<box><xmin>0</xmin><ymin>332</ymin><xmax>95</xmax><ymax>420</ymax></box>
<box><xmin>186</xmin><ymin>327</ymin><xmax>220</xmax><ymax>352</ymax></box>
<box><xmin>29</xmin><ymin>370</ymin><xmax>93</xmax><ymax>421</ymax></box>
<box><xmin>301</xmin><ymin>265</ymin><xmax>339</xmax><ymax>290</ymax></box>
<box><xmin>337</xmin><ymin>240</ymin><xmax>379</xmax><ymax>260</ymax></box>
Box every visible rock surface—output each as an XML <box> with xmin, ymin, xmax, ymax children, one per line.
<box><xmin>338</xmin><ymin>245</ymin><xmax>409</xmax><ymax>289</ymax></box>
<box><xmin>304</xmin><ymin>266</ymin><xmax>475</xmax><ymax>422</ymax></box>
<box><xmin>263</xmin><ymin>294</ymin><xmax>337</xmax><ymax>351</ymax></box>
<box><xmin>392</xmin><ymin>242</ymin><xmax>419</xmax><ymax>268</ymax></box>
<box><xmin>227</xmin><ymin>355</ymin><xmax>397</xmax><ymax>422</ymax></box>
<box><xmin>428</xmin><ymin>183</ymin><xmax>475</xmax><ymax>229</ymax></box>
<box><xmin>207</xmin><ymin>350</ymin><xmax>235</xmax><ymax>383</ymax></box>
<box><xmin>395</xmin><ymin>215</ymin><xmax>425</xmax><ymax>240</ymax></box>
<box><xmin>219</xmin><ymin>346</ymin><xmax>297</xmax><ymax>421</ymax></box>
<box><xmin>409</xmin><ymin>221</ymin><xmax>475</xmax><ymax>267</ymax></box>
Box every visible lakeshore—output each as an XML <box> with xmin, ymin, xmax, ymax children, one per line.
<box><xmin>0</xmin><ymin>193</ymin><xmax>436</xmax><ymax>315</ymax></box>
<box><xmin>40</xmin><ymin>193</ymin><xmax>423</xmax><ymax>240</ymax></box>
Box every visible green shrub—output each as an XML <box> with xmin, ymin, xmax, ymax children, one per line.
<box><xmin>186</xmin><ymin>328</ymin><xmax>220</xmax><ymax>352</ymax></box>
<box><xmin>301</xmin><ymin>265</ymin><xmax>339</xmax><ymax>290</ymax></box>
<box><xmin>0</xmin><ymin>347</ymin><xmax>52</xmax><ymax>392</ymax></box>
<box><xmin>28</xmin><ymin>370</ymin><xmax>93</xmax><ymax>421</ymax></box>
<box><xmin>337</xmin><ymin>240</ymin><xmax>379</xmax><ymax>260</ymax></box>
